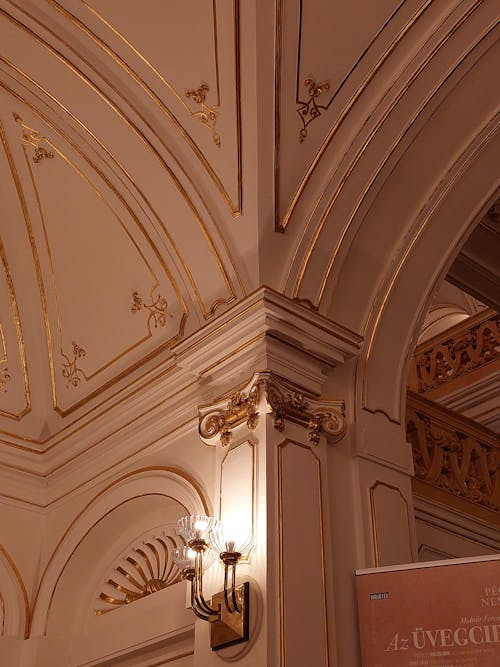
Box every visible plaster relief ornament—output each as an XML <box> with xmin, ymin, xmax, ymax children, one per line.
<box><xmin>61</xmin><ymin>341</ymin><xmax>86</xmax><ymax>388</ymax></box>
<box><xmin>185</xmin><ymin>82</ymin><xmax>221</xmax><ymax>147</ymax></box>
<box><xmin>199</xmin><ymin>371</ymin><xmax>346</xmax><ymax>447</ymax></box>
<box><xmin>0</xmin><ymin>368</ymin><xmax>10</xmax><ymax>393</ymax></box>
<box><xmin>297</xmin><ymin>77</ymin><xmax>331</xmax><ymax>142</ymax></box>
<box><xmin>131</xmin><ymin>289</ymin><xmax>172</xmax><ymax>331</ymax></box>
<box><xmin>13</xmin><ymin>112</ymin><xmax>54</xmax><ymax>163</ymax></box>
<box><xmin>95</xmin><ymin>532</ymin><xmax>183</xmax><ymax>615</ymax></box>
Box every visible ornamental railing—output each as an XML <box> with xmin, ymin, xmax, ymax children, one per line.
<box><xmin>406</xmin><ymin>391</ymin><xmax>500</xmax><ymax>513</ymax></box>
<box><xmin>409</xmin><ymin>309</ymin><xmax>500</xmax><ymax>396</ymax></box>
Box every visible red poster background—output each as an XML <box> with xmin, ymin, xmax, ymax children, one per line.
<box><xmin>356</xmin><ymin>555</ymin><xmax>500</xmax><ymax>667</ymax></box>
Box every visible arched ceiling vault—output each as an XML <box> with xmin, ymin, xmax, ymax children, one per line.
<box><xmin>0</xmin><ymin>0</ymin><xmax>497</xmax><ymax>464</ymax></box>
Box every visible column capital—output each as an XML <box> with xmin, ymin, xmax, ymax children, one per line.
<box><xmin>198</xmin><ymin>370</ymin><xmax>347</xmax><ymax>447</ymax></box>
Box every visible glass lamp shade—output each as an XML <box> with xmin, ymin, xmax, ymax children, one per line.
<box><xmin>173</xmin><ymin>546</ymin><xmax>196</xmax><ymax>571</ymax></box>
<box><xmin>176</xmin><ymin>515</ymin><xmax>220</xmax><ymax>544</ymax></box>
<box><xmin>173</xmin><ymin>545</ymin><xmax>217</xmax><ymax>572</ymax></box>
<box><xmin>208</xmin><ymin>522</ymin><xmax>255</xmax><ymax>557</ymax></box>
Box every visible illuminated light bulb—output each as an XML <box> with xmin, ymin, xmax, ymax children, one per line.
<box><xmin>173</xmin><ymin>546</ymin><xmax>217</xmax><ymax>571</ymax></box>
<box><xmin>194</xmin><ymin>519</ymin><xmax>208</xmax><ymax>532</ymax></box>
<box><xmin>209</xmin><ymin>522</ymin><xmax>255</xmax><ymax>557</ymax></box>
<box><xmin>177</xmin><ymin>515</ymin><xmax>220</xmax><ymax>543</ymax></box>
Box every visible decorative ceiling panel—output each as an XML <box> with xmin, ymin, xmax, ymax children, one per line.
<box><xmin>275</xmin><ymin>0</ymin><xmax>426</xmax><ymax>232</ymax></box>
<box><xmin>0</xmin><ymin>101</ymin><xmax>188</xmax><ymax>419</ymax></box>
<box><xmin>0</xmin><ymin>2</ymin><xmax>241</xmax><ymax>319</ymax></box>
<box><xmin>45</xmin><ymin>0</ymin><xmax>242</xmax><ymax>217</ymax></box>
<box><xmin>0</xmin><ymin>224</ymin><xmax>30</xmax><ymax>421</ymax></box>
<box><xmin>0</xmin><ymin>0</ymin><xmax>247</xmax><ymax>439</ymax></box>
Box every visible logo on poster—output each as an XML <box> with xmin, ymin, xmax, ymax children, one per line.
<box><xmin>369</xmin><ymin>592</ymin><xmax>390</xmax><ymax>601</ymax></box>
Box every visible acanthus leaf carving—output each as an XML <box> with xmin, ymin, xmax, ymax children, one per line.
<box><xmin>199</xmin><ymin>372</ymin><xmax>346</xmax><ymax>447</ymax></box>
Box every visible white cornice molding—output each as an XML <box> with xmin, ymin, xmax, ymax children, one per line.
<box><xmin>0</xmin><ymin>289</ymin><xmax>362</xmax><ymax>506</ymax></box>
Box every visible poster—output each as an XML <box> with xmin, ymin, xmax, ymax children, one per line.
<box><xmin>356</xmin><ymin>554</ymin><xmax>500</xmax><ymax>666</ymax></box>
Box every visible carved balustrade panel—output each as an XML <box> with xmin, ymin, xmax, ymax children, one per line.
<box><xmin>410</xmin><ymin>309</ymin><xmax>500</xmax><ymax>394</ymax></box>
<box><xmin>406</xmin><ymin>391</ymin><xmax>500</xmax><ymax>512</ymax></box>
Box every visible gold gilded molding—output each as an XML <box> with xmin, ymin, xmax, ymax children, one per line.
<box><xmin>1</xmin><ymin>5</ymin><xmax>241</xmax><ymax>315</ymax></box>
<box><xmin>96</xmin><ymin>531</ymin><xmax>182</xmax><ymax>615</ymax></box>
<box><xmin>0</xmin><ymin>123</ymin><xmax>32</xmax><ymax>420</ymax></box>
<box><xmin>411</xmin><ymin>309</ymin><xmax>500</xmax><ymax>393</ymax></box>
<box><xmin>369</xmin><ymin>481</ymin><xmax>414</xmax><ymax>567</ymax></box>
<box><xmin>0</xmin><ymin>543</ymin><xmax>30</xmax><ymax>639</ymax></box>
<box><xmin>297</xmin><ymin>78</ymin><xmax>331</xmax><ymax>143</ymax></box>
<box><xmin>278</xmin><ymin>439</ymin><xmax>330</xmax><ymax>665</ymax></box>
<box><xmin>361</xmin><ymin>106</ymin><xmax>497</xmax><ymax>416</ymax></box>
<box><xmin>407</xmin><ymin>391</ymin><xmax>500</xmax><ymax>512</ymax></box>
<box><xmin>6</xmin><ymin>102</ymin><xmax>190</xmax><ymax>416</ymax></box>
<box><xmin>13</xmin><ymin>112</ymin><xmax>53</xmax><ymax>163</ymax></box>
<box><xmin>52</xmin><ymin>0</ymin><xmax>242</xmax><ymax>216</ymax></box>
<box><xmin>200</xmin><ymin>384</ymin><xmax>260</xmax><ymax>447</ymax></box>
<box><xmin>31</xmin><ymin>466</ymin><xmax>210</xmax><ymax>634</ymax></box>
<box><xmin>61</xmin><ymin>342</ymin><xmax>86</xmax><ymax>388</ymax></box>
<box><xmin>185</xmin><ymin>82</ymin><xmax>221</xmax><ymax>147</ymax></box>
<box><xmin>199</xmin><ymin>371</ymin><xmax>346</xmax><ymax>446</ymax></box>
<box><xmin>275</xmin><ymin>0</ymin><xmax>428</xmax><ymax>231</ymax></box>
<box><xmin>0</xmin><ymin>369</ymin><xmax>11</xmax><ymax>393</ymax></box>
<box><xmin>1</xmin><ymin>60</ymin><xmax>237</xmax><ymax>323</ymax></box>
<box><xmin>219</xmin><ymin>441</ymin><xmax>255</xmax><ymax>545</ymax></box>
<box><xmin>291</xmin><ymin>0</ymin><xmax>485</xmax><ymax>294</ymax></box>
<box><xmin>131</xmin><ymin>289</ymin><xmax>172</xmax><ymax>332</ymax></box>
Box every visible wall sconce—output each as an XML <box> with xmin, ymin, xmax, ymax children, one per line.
<box><xmin>173</xmin><ymin>514</ymin><xmax>254</xmax><ymax>651</ymax></box>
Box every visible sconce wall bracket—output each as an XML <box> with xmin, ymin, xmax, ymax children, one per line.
<box><xmin>210</xmin><ymin>582</ymin><xmax>250</xmax><ymax>650</ymax></box>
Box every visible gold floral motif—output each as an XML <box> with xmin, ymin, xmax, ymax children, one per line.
<box><xmin>96</xmin><ymin>532</ymin><xmax>182</xmax><ymax>615</ymax></box>
<box><xmin>185</xmin><ymin>82</ymin><xmax>221</xmax><ymax>147</ymax></box>
<box><xmin>297</xmin><ymin>77</ymin><xmax>330</xmax><ymax>143</ymax></box>
<box><xmin>407</xmin><ymin>392</ymin><xmax>500</xmax><ymax>511</ymax></box>
<box><xmin>412</xmin><ymin>310</ymin><xmax>500</xmax><ymax>393</ymax></box>
<box><xmin>131</xmin><ymin>289</ymin><xmax>172</xmax><ymax>331</ymax></box>
<box><xmin>0</xmin><ymin>369</ymin><xmax>10</xmax><ymax>393</ymax></box>
<box><xmin>13</xmin><ymin>112</ymin><xmax>54</xmax><ymax>163</ymax></box>
<box><xmin>199</xmin><ymin>384</ymin><xmax>260</xmax><ymax>447</ymax></box>
<box><xmin>61</xmin><ymin>342</ymin><xmax>86</xmax><ymax>388</ymax></box>
<box><xmin>199</xmin><ymin>372</ymin><xmax>346</xmax><ymax>446</ymax></box>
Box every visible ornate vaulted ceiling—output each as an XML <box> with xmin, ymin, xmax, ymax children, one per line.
<box><xmin>0</xmin><ymin>0</ymin><xmax>247</xmax><ymax>446</ymax></box>
<box><xmin>0</xmin><ymin>0</ymin><xmax>498</xmax><ymax>488</ymax></box>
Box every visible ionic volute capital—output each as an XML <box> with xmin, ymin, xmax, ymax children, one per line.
<box><xmin>198</xmin><ymin>371</ymin><xmax>347</xmax><ymax>447</ymax></box>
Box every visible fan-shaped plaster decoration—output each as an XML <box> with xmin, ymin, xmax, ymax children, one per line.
<box><xmin>95</xmin><ymin>529</ymin><xmax>183</xmax><ymax>615</ymax></box>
